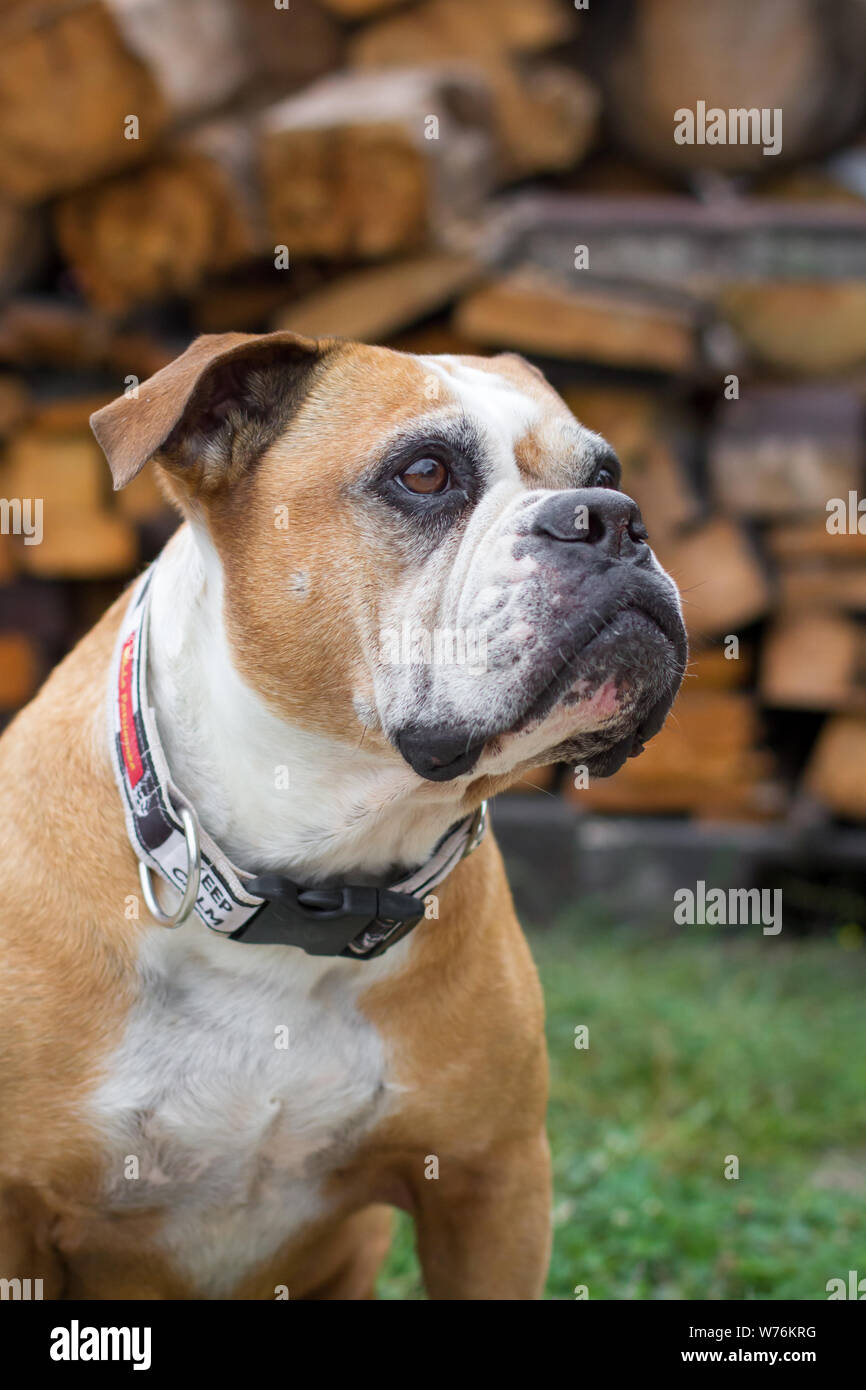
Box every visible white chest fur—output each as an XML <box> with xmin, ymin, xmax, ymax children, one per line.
<box><xmin>91</xmin><ymin>923</ymin><xmax>403</xmax><ymax>1296</ymax></box>
<box><xmin>91</xmin><ymin>524</ymin><xmax>446</xmax><ymax>1295</ymax></box>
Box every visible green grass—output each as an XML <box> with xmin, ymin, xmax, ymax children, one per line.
<box><xmin>377</xmin><ymin>917</ymin><xmax>866</xmax><ymax>1300</ymax></box>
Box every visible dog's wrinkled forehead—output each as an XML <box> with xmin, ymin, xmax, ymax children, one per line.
<box><xmin>253</xmin><ymin>343</ymin><xmax>612</xmax><ymax>503</ymax></box>
<box><xmin>227</xmin><ymin>344</ymin><xmax>619</xmax><ymax>575</ymax></box>
<box><xmin>408</xmin><ymin>351</ymin><xmax>612</xmax><ymax>490</ymax></box>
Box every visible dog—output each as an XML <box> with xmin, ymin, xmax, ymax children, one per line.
<box><xmin>0</xmin><ymin>332</ymin><xmax>686</xmax><ymax>1299</ymax></box>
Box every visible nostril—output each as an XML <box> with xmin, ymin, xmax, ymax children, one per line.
<box><xmin>532</xmin><ymin>488</ymin><xmax>649</xmax><ymax>558</ymax></box>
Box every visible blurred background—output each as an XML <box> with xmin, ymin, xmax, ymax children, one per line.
<box><xmin>0</xmin><ymin>0</ymin><xmax>865</xmax><ymax>1298</ymax></box>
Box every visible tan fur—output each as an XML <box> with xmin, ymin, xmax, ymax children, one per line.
<box><xmin>0</xmin><ymin>334</ymin><xmax>554</xmax><ymax>1299</ymax></box>
<box><xmin>0</xmin><ymin>588</ymin><xmax>549</xmax><ymax>1298</ymax></box>
<box><xmin>208</xmin><ymin>344</ymin><xmax>434</xmax><ymax>740</ymax></box>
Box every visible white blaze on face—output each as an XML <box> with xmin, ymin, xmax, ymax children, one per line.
<box><xmin>416</xmin><ymin>355</ymin><xmax>542</xmax><ymax>474</ymax></box>
<box><xmin>370</xmin><ymin>355</ymin><xmax>647</xmax><ymax>768</ymax></box>
<box><xmin>373</xmin><ymin>358</ymin><xmax>535</xmax><ymax>736</ymax></box>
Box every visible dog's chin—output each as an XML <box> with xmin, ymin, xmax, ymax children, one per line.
<box><xmin>394</xmin><ymin>609</ymin><xmax>685</xmax><ymax>785</ymax></box>
<box><xmin>478</xmin><ymin>612</ymin><xmax>680</xmax><ymax>780</ymax></box>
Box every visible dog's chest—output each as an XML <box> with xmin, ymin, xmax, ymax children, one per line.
<box><xmin>90</xmin><ymin>926</ymin><xmax>395</xmax><ymax>1295</ymax></box>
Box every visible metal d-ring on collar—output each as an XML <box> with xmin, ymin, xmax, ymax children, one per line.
<box><xmin>138</xmin><ymin>806</ymin><xmax>202</xmax><ymax>928</ymax></box>
<box><xmin>462</xmin><ymin>801</ymin><xmax>488</xmax><ymax>858</ymax></box>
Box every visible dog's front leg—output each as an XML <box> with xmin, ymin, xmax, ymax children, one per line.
<box><xmin>411</xmin><ymin>1128</ymin><xmax>552</xmax><ymax>1300</ymax></box>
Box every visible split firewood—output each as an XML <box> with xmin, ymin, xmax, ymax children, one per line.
<box><xmin>761</xmin><ymin>612</ymin><xmax>866</xmax><ymax>712</ymax></box>
<box><xmin>0</xmin><ymin>301</ymin><xmax>111</xmax><ymax>369</ymax></box>
<box><xmin>562</xmin><ymin>387</ymin><xmax>659</xmax><ymax>465</ymax></box>
<box><xmin>0</xmin><ymin>0</ymin><xmax>253</xmax><ymax>201</ymax></box>
<box><xmin>805</xmin><ymin>716</ymin><xmax>866</xmax><ymax>819</ymax></box>
<box><xmin>56</xmin><ymin>120</ymin><xmax>264</xmax><ymax>313</ymax></box>
<box><xmin>5</xmin><ymin>429</ymin><xmax>106</xmax><ymax>512</ymax></box>
<box><xmin>718</xmin><ymin>282</ymin><xmax>866</xmax><ymax>374</ymax></box>
<box><xmin>485</xmin><ymin>60</ymin><xmax>598</xmax><ymax>181</ymax></box>
<box><xmin>349</xmin><ymin>0</ymin><xmax>595</xmax><ymax>180</ymax></box>
<box><xmin>17</xmin><ymin>511</ymin><xmax>137</xmax><ymax>580</ymax></box>
<box><xmin>766</xmin><ymin>517</ymin><xmax>866</xmax><ymax>564</ymax></box>
<box><xmin>600</xmin><ymin>0</ymin><xmax>866</xmax><ymax>176</ymax></box>
<box><xmin>13</xmin><ymin>398</ymin><xmax>168</xmax><ymax>526</ymax></box>
<box><xmin>275</xmin><ymin>253</ymin><xmax>482</xmax><ymax>341</ymax></box>
<box><xmin>191</xmin><ymin>259</ymin><xmax>333</xmax><ymax>333</ymax></box>
<box><xmin>769</xmin><ymin>521</ymin><xmax>866</xmax><ymax>613</ymax></box>
<box><xmin>0</xmin><ymin>300</ymin><xmax>176</xmax><ymax>379</ymax></box>
<box><xmin>708</xmin><ymin>386</ymin><xmax>862</xmax><ymax>518</ymax></box>
<box><xmin>625</xmin><ymin>438</ymin><xmax>702</xmax><ymax>545</ymax></box>
<box><xmin>778</xmin><ymin>563</ymin><xmax>866</xmax><ymax>613</ymax></box>
<box><xmin>483</xmin><ymin>194</ymin><xmax>866</xmax><ymax>298</ymax></box>
<box><xmin>349</xmin><ymin>0</ymin><xmax>575</xmax><ymax>64</ymax></box>
<box><xmin>455</xmin><ymin>269</ymin><xmax>697</xmax><ymax>371</ymax></box>
<box><xmin>656</xmin><ymin>518</ymin><xmax>772</xmax><ymax>640</ymax></box>
<box><xmin>3</xmin><ymin>407</ymin><xmax>137</xmax><ymax>579</ymax></box>
<box><xmin>258</xmin><ymin>68</ymin><xmax>494</xmax><ymax>260</ymax></box>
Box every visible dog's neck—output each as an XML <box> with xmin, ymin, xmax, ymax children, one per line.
<box><xmin>145</xmin><ymin>523</ymin><xmax>464</xmax><ymax>886</ymax></box>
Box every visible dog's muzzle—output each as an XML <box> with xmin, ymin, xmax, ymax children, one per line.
<box><xmin>393</xmin><ymin>485</ymin><xmax>688</xmax><ymax>783</ymax></box>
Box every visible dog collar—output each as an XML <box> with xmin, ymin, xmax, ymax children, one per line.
<box><xmin>107</xmin><ymin>569</ymin><xmax>487</xmax><ymax>960</ymax></box>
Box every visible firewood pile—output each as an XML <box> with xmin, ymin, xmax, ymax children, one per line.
<box><xmin>1</xmin><ymin>0</ymin><xmax>866</xmax><ymax>827</ymax></box>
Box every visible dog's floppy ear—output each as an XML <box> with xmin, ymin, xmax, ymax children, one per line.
<box><xmin>90</xmin><ymin>330</ymin><xmax>331</xmax><ymax>492</ymax></box>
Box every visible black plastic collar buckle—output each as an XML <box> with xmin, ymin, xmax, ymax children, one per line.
<box><xmin>230</xmin><ymin>874</ymin><xmax>427</xmax><ymax>959</ymax></box>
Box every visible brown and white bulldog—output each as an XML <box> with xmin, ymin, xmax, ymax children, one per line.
<box><xmin>0</xmin><ymin>332</ymin><xmax>686</xmax><ymax>1300</ymax></box>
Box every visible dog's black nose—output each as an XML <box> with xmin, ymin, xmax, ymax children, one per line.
<box><xmin>532</xmin><ymin>488</ymin><xmax>649</xmax><ymax>561</ymax></box>
<box><xmin>395</xmin><ymin>726</ymin><xmax>486</xmax><ymax>782</ymax></box>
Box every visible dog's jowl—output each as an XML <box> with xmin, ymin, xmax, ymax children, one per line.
<box><xmin>0</xmin><ymin>333</ymin><xmax>686</xmax><ymax>1300</ymax></box>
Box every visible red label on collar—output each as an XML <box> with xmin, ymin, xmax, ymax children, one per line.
<box><xmin>118</xmin><ymin>632</ymin><xmax>144</xmax><ymax>787</ymax></box>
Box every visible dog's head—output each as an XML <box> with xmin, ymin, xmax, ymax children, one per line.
<box><xmin>92</xmin><ymin>332</ymin><xmax>686</xmax><ymax>801</ymax></box>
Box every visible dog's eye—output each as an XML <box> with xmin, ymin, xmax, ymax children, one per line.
<box><xmin>594</xmin><ymin>467</ymin><xmax>617</xmax><ymax>489</ymax></box>
<box><xmin>398</xmin><ymin>457</ymin><xmax>451</xmax><ymax>495</ymax></box>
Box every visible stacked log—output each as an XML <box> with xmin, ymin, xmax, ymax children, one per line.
<box><xmin>0</xmin><ymin>0</ymin><xmax>253</xmax><ymax>201</ymax></box>
<box><xmin>55</xmin><ymin>121</ymin><xmax>264</xmax><ymax>313</ymax></box>
<box><xmin>0</xmin><ymin>0</ymin><xmax>865</xmax><ymax>836</ymax></box>
<box><xmin>258</xmin><ymin>67</ymin><xmax>495</xmax><ymax>260</ymax></box>
<box><xmin>348</xmin><ymin>0</ymin><xmax>596</xmax><ymax>180</ymax></box>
